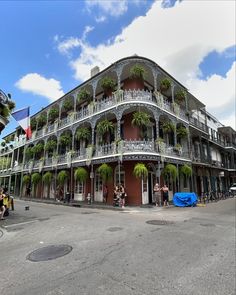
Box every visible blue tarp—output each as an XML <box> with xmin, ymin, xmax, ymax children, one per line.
<box><xmin>173</xmin><ymin>192</ymin><xmax>198</xmax><ymax>207</ymax></box>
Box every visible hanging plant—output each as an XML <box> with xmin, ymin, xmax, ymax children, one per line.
<box><xmin>31</xmin><ymin>172</ymin><xmax>42</xmax><ymax>194</ymax></box>
<box><xmin>25</xmin><ymin>147</ymin><xmax>33</xmax><ymax>158</ymax></box>
<box><xmin>77</xmin><ymin>89</ymin><xmax>91</xmax><ymax>103</ymax></box>
<box><xmin>160</xmin><ymin>78</ymin><xmax>171</xmax><ymax>92</ymax></box>
<box><xmin>174</xmin><ymin>143</ymin><xmax>182</xmax><ymax>152</ymax></box>
<box><xmin>43</xmin><ymin>171</ymin><xmax>53</xmax><ymax>184</ymax></box>
<box><xmin>32</xmin><ymin>143</ymin><xmax>44</xmax><ymax>156</ymax></box>
<box><xmin>62</xmin><ymin>98</ymin><xmax>73</xmax><ymax>112</ymax></box>
<box><xmin>23</xmin><ymin>175</ymin><xmax>31</xmax><ymax>185</ymax></box>
<box><xmin>180</xmin><ymin>164</ymin><xmax>192</xmax><ymax>178</ymax></box>
<box><xmin>45</xmin><ymin>139</ymin><xmax>57</xmax><ymax>152</ymax></box>
<box><xmin>133</xmin><ymin>163</ymin><xmax>148</xmax><ymax>179</ymax></box>
<box><xmin>162</xmin><ymin>164</ymin><xmax>177</xmax><ymax>181</ymax></box>
<box><xmin>37</xmin><ymin>113</ymin><xmax>47</xmax><ymax>128</ymax></box>
<box><xmin>132</xmin><ymin>111</ymin><xmax>151</xmax><ymax>128</ymax></box>
<box><xmin>101</xmin><ymin>77</ymin><xmax>116</xmax><ymax>91</ymax></box>
<box><xmin>177</xmin><ymin>126</ymin><xmax>188</xmax><ymax>138</ymax></box>
<box><xmin>30</xmin><ymin>118</ymin><xmax>37</xmax><ymax>131</ymax></box>
<box><xmin>175</xmin><ymin>90</ymin><xmax>186</xmax><ymax>103</ymax></box>
<box><xmin>162</xmin><ymin>121</ymin><xmax>175</xmax><ymax>133</ymax></box>
<box><xmin>98</xmin><ymin>163</ymin><xmax>113</xmax><ymax>183</ymax></box>
<box><xmin>7</xmin><ymin>100</ymin><xmax>16</xmax><ymax>111</ymax></box>
<box><xmin>75</xmin><ymin>127</ymin><xmax>91</xmax><ymax>142</ymax></box>
<box><xmin>74</xmin><ymin>167</ymin><xmax>88</xmax><ymax>182</ymax></box>
<box><xmin>130</xmin><ymin>64</ymin><xmax>146</xmax><ymax>80</ymax></box>
<box><xmin>57</xmin><ymin>170</ymin><xmax>69</xmax><ymax>186</ymax></box>
<box><xmin>48</xmin><ymin>108</ymin><xmax>59</xmax><ymax>123</ymax></box>
<box><xmin>96</xmin><ymin>119</ymin><xmax>114</xmax><ymax>136</ymax></box>
<box><xmin>0</xmin><ymin>105</ymin><xmax>10</xmax><ymax>118</ymax></box>
<box><xmin>60</xmin><ymin>132</ymin><xmax>72</xmax><ymax>146</ymax></box>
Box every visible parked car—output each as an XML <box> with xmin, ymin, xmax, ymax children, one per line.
<box><xmin>229</xmin><ymin>183</ymin><xmax>236</xmax><ymax>195</ymax></box>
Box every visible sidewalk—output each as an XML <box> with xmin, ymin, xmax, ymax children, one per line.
<box><xmin>17</xmin><ymin>196</ymin><xmax>172</xmax><ymax>212</ymax></box>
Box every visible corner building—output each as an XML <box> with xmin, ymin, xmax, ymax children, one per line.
<box><xmin>0</xmin><ymin>56</ymin><xmax>236</xmax><ymax>205</ymax></box>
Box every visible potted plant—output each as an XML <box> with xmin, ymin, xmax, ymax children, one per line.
<box><xmin>0</xmin><ymin>105</ymin><xmax>10</xmax><ymax>118</ymax></box>
<box><xmin>25</xmin><ymin>147</ymin><xmax>33</xmax><ymax>159</ymax></box>
<box><xmin>62</xmin><ymin>98</ymin><xmax>73</xmax><ymax>113</ymax></box>
<box><xmin>160</xmin><ymin>78</ymin><xmax>171</xmax><ymax>93</ymax></box>
<box><xmin>75</xmin><ymin>127</ymin><xmax>91</xmax><ymax>148</ymax></box>
<box><xmin>177</xmin><ymin>126</ymin><xmax>188</xmax><ymax>138</ymax></box>
<box><xmin>77</xmin><ymin>89</ymin><xmax>91</xmax><ymax>104</ymax></box>
<box><xmin>59</xmin><ymin>132</ymin><xmax>72</xmax><ymax>147</ymax></box>
<box><xmin>98</xmin><ymin>163</ymin><xmax>113</xmax><ymax>183</ymax></box>
<box><xmin>7</xmin><ymin>100</ymin><xmax>16</xmax><ymax>111</ymax></box>
<box><xmin>42</xmin><ymin>171</ymin><xmax>53</xmax><ymax>198</ymax></box>
<box><xmin>57</xmin><ymin>170</ymin><xmax>69</xmax><ymax>190</ymax></box>
<box><xmin>32</xmin><ymin>143</ymin><xmax>44</xmax><ymax>157</ymax></box>
<box><xmin>30</xmin><ymin>118</ymin><xmax>37</xmax><ymax>131</ymax></box>
<box><xmin>23</xmin><ymin>175</ymin><xmax>31</xmax><ymax>185</ymax></box>
<box><xmin>123</xmin><ymin>64</ymin><xmax>146</xmax><ymax>91</ymax></box>
<box><xmin>179</xmin><ymin>164</ymin><xmax>192</xmax><ymax>178</ymax></box>
<box><xmin>174</xmin><ymin>144</ymin><xmax>182</xmax><ymax>155</ymax></box>
<box><xmin>48</xmin><ymin>108</ymin><xmax>59</xmax><ymax>123</ymax></box>
<box><xmin>45</xmin><ymin>139</ymin><xmax>57</xmax><ymax>153</ymax></box>
<box><xmin>74</xmin><ymin>167</ymin><xmax>88</xmax><ymax>183</ymax></box>
<box><xmin>162</xmin><ymin>121</ymin><xmax>175</xmax><ymax>134</ymax></box>
<box><xmin>133</xmin><ymin>163</ymin><xmax>148</xmax><ymax>179</ymax></box>
<box><xmin>37</xmin><ymin>113</ymin><xmax>47</xmax><ymax>129</ymax></box>
<box><xmin>132</xmin><ymin>111</ymin><xmax>151</xmax><ymax>140</ymax></box>
<box><xmin>31</xmin><ymin>172</ymin><xmax>42</xmax><ymax>197</ymax></box>
<box><xmin>175</xmin><ymin>90</ymin><xmax>186</xmax><ymax>104</ymax></box>
<box><xmin>162</xmin><ymin>163</ymin><xmax>177</xmax><ymax>183</ymax></box>
<box><xmin>101</xmin><ymin>76</ymin><xmax>116</xmax><ymax>97</ymax></box>
<box><xmin>96</xmin><ymin>119</ymin><xmax>114</xmax><ymax>144</ymax></box>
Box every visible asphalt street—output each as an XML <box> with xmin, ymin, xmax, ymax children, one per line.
<box><xmin>0</xmin><ymin>198</ymin><xmax>235</xmax><ymax>295</ymax></box>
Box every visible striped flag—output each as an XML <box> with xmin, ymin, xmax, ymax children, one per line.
<box><xmin>11</xmin><ymin>107</ymin><xmax>32</xmax><ymax>139</ymax></box>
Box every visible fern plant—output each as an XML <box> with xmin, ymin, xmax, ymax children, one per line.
<box><xmin>30</xmin><ymin>118</ymin><xmax>37</xmax><ymax>130</ymax></box>
<box><xmin>101</xmin><ymin>77</ymin><xmax>116</xmax><ymax>91</ymax></box>
<box><xmin>31</xmin><ymin>172</ymin><xmax>42</xmax><ymax>197</ymax></box>
<box><xmin>177</xmin><ymin>126</ymin><xmax>188</xmax><ymax>138</ymax></box>
<box><xmin>133</xmin><ymin>163</ymin><xmax>148</xmax><ymax>179</ymax></box>
<box><xmin>45</xmin><ymin>140</ymin><xmax>57</xmax><ymax>153</ymax></box>
<box><xmin>23</xmin><ymin>175</ymin><xmax>31</xmax><ymax>185</ymax></box>
<box><xmin>75</xmin><ymin>127</ymin><xmax>91</xmax><ymax>142</ymax></box>
<box><xmin>162</xmin><ymin>121</ymin><xmax>175</xmax><ymax>133</ymax></box>
<box><xmin>98</xmin><ymin>163</ymin><xmax>113</xmax><ymax>183</ymax></box>
<box><xmin>160</xmin><ymin>78</ymin><xmax>171</xmax><ymax>92</ymax></box>
<box><xmin>97</xmin><ymin>120</ymin><xmax>114</xmax><ymax>136</ymax></box>
<box><xmin>63</xmin><ymin>98</ymin><xmax>73</xmax><ymax>112</ymax></box>
<box><xmin>130</xmin><ymin>64</ymin><xmax>146</xmax><ymax>80</ymax></box>
<box><xmin>77</xmin><ymin>89</ymin><xmax>91</xmax><ymax>103</ymax></box>
<box><xmin>37</xmin><ymin>113</ymin><xmax>47</xmax><ymax>128</ymax></box>
<box><xmin>60</xmin><ymin>132</ymin><xmax>72</xmax><ymax>146</ymax></box>
<box><xmin>48</xmin><ymin>108</ymin><xmax>59</xmax><ymax>123</ymax></box>
<box><xmin>74</xmin><ymin>167</ymin><xmax>88</xmax><ymax>182</ymax></box>
<box><xmin>43</xmin><ymin>171</ymin><xmax>53</xmax><ymax>198</ymax></box>
<box><xmin>162</xmin><ymin>164</ymin><xmax>177</xmax><ymax>182</ymax></box>
<box><xmin>57</xmin><ymin>170</ymin><xmax>69</xmax><ymax>187</ymax></box>
<box><xmin>180</xmin><ymin>164</ymin><xmax>192</xmax><ymax>178</ymax></box>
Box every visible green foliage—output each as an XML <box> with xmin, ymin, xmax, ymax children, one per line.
<box><xmin>45</xmin><ymin>140</ymin><xmax>57</xmax><ymax>152</ymax></box>
<box><xmin>77</xmin><ymin>89</ymin><xmax>91</xmax><ymax>103</ymax></box>
<box><xmin>132</xmin><ymin>111</ymin><xmax>151</xmax><ymax>128</ymax></box>
<box><xmin>37</xmin><ymin>113</ymin><xmax>47</xmax><ymax>128</ymax></box>
<box><xmin>42</xmin><ymin>171</ymin><xmax>53</xmax><ymax>185</ymax></box>
<box><xmin>0</xmin><ymin>105</ymin><xmax>10</xmax><ymax>117</ymax></box>
<box><xmin>7</xmin><ymin>100</ymin><xmax>16</xmax><ymax>111</ymax></box>
<box><xmin>160</xmin><ymin>78</ymin><xmax>171</xmax><ymax>92</ymax></box>
<box><xmin>96</xmin><ymin>119</ymin><xmax>114</xmax><ymax>136</ymax></box>
<box><xmin>175</xmin><ymin>90</ymin><xmax>186</xmax><ymax>103</ymax></box>
<box><xmin>75</xmin><ymin>127</ymin><xmax>91</xmax><ymax>142</ymax></box>
<box><xmin>30</xmin><ymin>118</ymin><xmax>37</xmax><ymax>130</ymax></box>
<box><xmin>57</xmin><ymin>170</ymin><xmax>68</xmax><ymax>186</ymax></box>
<box><xmin>31</xmin><ymin>172</ymin><xmax>42</xmax><ymax>186</ymax></box>
<box><xmin>32</xmin><ymin>143</ymin><xmax>44</xmax><ymax>156</ymax></box>
<box><xmin>62</xmin><ymin>98</ymin><xmax>73</xmax><ymax>112</ymax></box>
<box><xmin>74</xmin><ymin>167</ymin><xmax>88</xmax><ymax>182</ymax></box>
<box><xmin>48</xmin><ymin>108</ymin><xmax>59</xmax><ymax>123</ymax></box>
<box><xmin>133</xmin><ymin>163</ymin><xmax>148</xmax><ymax>179</ymax></box>
<box><xmin>25</xmin><ymin>147</ymin><xmax>33</xmax><ymax>158</ymax></box>
<box><xmin>180</xmin><ymin>164</ymin><xmax>192</xmax><ymax>178</ymax></box>
<box><xmin>162</xmin><ymin>164</ymin><xmax>178</xmax><ymax>181</ymax></box>
<box><xmin>1</xmin><ymin>141</ymin><xmax>6</xmax><ymax>147</ymax></box>
<box><xmin>23</xmin><ymin>175</ymin><xmax>31</xmax><ymax>185</ymax></box>
<box><xmin>162</xmin><ymin>121</ymin><xmax>175</xmax><ymax>133</ymax></box>
<box><xmin>177</xmin><ymin>126</ymin><xmax>188</xmax><ymax>138</ymax></box>
<box><xmin>60</xmin><ymin>132</ymin><xmax>72</xmax><ymax>146</ymax></box>
<box><xmin>0</xmin><ymin>157</ymin><xmax>11</xmax><ymax>168</ymax></box>
<box><xmin>130</xmin><ymin>64</ymin><xmax>146</xmax><ymax>80</ymax></box>
<box><xmin>101</xmin><ymin>76</ymin><xmax>116</xmax><ymax>91</ymax></box>
<box><xmin>98</xmin><ymin>163</ymin><xmax>113</xmax><ymax>183</ymax></box>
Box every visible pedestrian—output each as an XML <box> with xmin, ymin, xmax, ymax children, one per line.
<box><xmin>153</xmin><ymin>182</ymin><xmax>162</xmax><ymax>206</ymax></box>
<box><xmin>119</xmin><ymin>184</ymin><xmax>126</xmax><ymax>208</ymax></box>
<box><xmin>0</xmin><ymin>188</ymin><xmax>6</xmax><ymax>220</ymax></box>
<box><xmin>162</xmin><ymin>184</ymin><xmax>169</xmax><ymax>206</ymax></box>
<box><xmin>103</xmin><ymin>185</ymin><xmax>108</xmax><ymax>203</ymax></box>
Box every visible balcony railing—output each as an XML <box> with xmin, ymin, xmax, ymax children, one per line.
<box><xmin>189</xmin><ymin>117</ymin><xmax>208</xmax><ymax>133</ymax></box>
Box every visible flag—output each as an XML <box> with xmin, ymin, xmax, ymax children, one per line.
<box><xmin>11</xmin><ymin>107</ymin><xmax>32</xmax><ymax>139</ymax></box>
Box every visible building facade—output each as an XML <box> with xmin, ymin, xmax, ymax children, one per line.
<box><xmin>0</xmin><ymin>56</ymin><xmax>235</xmax><ymax>205</ymax></box>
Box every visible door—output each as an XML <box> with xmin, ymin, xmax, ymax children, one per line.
<box><xmin>142</xmin><ymin>177</ymin><xmax>149</xmax><ymax>204</ymax></box>
<box><xmin>148</xmin><ymin>172</ymin><xmax>154</xmax><ymax>204</ymax></box>
<box><xmin>94</xmin><ymin>171</ymin><xmax>103</xmax><ymax>202</ymax></box>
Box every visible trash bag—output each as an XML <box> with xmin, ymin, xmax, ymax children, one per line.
<box><xmin>173</xmin><ymin>192</ymin><xmax>198</xmax><ymax>207</ymax></box>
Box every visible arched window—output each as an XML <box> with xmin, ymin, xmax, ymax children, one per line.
<box><xmin>114</xmin><ymin>165</ymin><xmax>125</xmax><ymax>187</ymax></box>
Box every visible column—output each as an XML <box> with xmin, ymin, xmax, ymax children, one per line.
<box><xmin>171</xmin><ymin>83</ymin><xmax>175</xmax><ymax>104</ymax></box>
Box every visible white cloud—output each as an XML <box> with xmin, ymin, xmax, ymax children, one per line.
<box><xmin>86</xmin><ymin>0</ymin><xmax>128</xmax><ymax>17</ymax></box>
<box><xmin>66</xmin><ymin>0</ymin><xmax>235</xmax><ymax>128</ymax></box>
<box><xmin>95</xmin><ymin>15</ymin><xmax>106</xmax><ymax>23</ymax></box>
<box><xmin>15</xmin><ymin>73</ymin><xmax>64</xmax><ymax>102</ymax></box>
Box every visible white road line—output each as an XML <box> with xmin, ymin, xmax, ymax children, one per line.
<box><xmin>3</xmin><ymin>220</ymin><xmax>38</xmax><ymax>228</ymax></box>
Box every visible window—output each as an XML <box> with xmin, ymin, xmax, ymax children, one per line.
<box><xmin>114</xmin><ymin>165</ymin><xmax>125</xmax><ymax>186</ymax></box>
<box><xmin>75</xmin><ymin>181</ymin><xmax>84</xmax><ymax>194</ymax></box>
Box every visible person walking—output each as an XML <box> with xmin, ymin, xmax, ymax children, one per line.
<box><xmin>153</xmin><ymin>183</ymin><xmax>162</xmax><ymax>206</ymax></box>
<box><xmin>162</xmin><ymin>184</ymin><xmax>169</xmax><ymax>206</ymax></box>
<box><xmin>103</xmin><ymin>185</ymin><xmax>108</xmax><ymax>203</ymax></box>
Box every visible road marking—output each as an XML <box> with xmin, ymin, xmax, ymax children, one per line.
<box><xmin>2</xmin><ymin>220</ymin><xmax>38</xmax><ymax>228</ymax></box>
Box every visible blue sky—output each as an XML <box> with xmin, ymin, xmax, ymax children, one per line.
<box><xmin>0</xmin><ymin>0</ymin><xmax>235</xmax><ymax>139</ymax></box>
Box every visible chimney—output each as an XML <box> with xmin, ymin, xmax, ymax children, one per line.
<box><xmin>91</xmin><ymin>66</ymin><xmax>100</xmax><ymax>77</ymax></box>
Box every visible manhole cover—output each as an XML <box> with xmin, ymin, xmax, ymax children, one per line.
<box><xmin>107</xmin><ymin>227</ymin><xmax>123</xmax><ymax>232</ymax></box>
<box><xmin>200</xmin><ymin>223</ymin><xmax>215</xmax><ymax>227</ymax></box>
<box><xmin>27</xmin><ymin>245</ymin><xmax>72</xmax><ymax>262</ymax></box>
<box><xmin>146</xmin><ymin>220</ymin><xmax>173</xmax><ymax>225</ymax></box>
